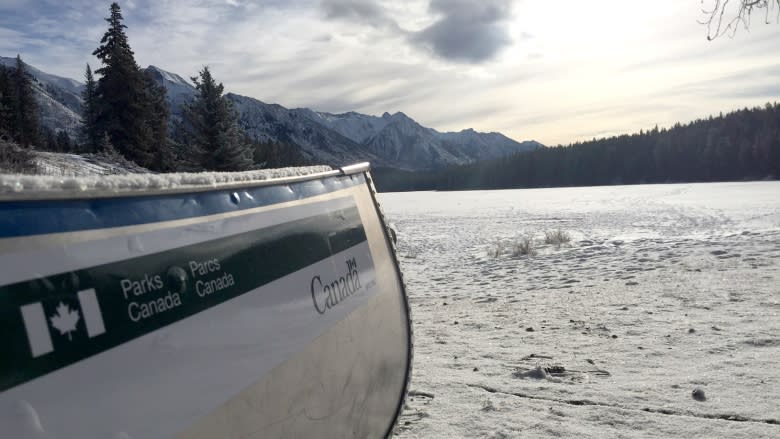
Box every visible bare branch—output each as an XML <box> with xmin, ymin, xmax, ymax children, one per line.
<box><xmin>701</xmin><ymin>0</ymin><xmax>780</xmax><ymax>40</ymax></box>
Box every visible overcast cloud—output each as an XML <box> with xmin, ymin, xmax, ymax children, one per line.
<box><xmin>0</xmin><ymin>0</ymin><xmax>779</xmax><ymax>145</ymax></box>
<box><xmin>321</xmin><ymin>0</ymin><xmax>399</xmax><ymax>30</ymax></box>
<box><xmin>412</xmin><ymin>0</ymin><xmax>514</xmax><ymax>63</ymax></box>
<box><xmin>322</xmin><ymin>0</ymin><xmax>515</xmax><ymax>63</ymax></box>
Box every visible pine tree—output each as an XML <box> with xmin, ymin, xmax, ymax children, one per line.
<box><xmin>183</xmin><ymin>67</ymin><xmax>253</xmax><ymax>171</ymax></box>
<box><xmin>92</xmin><ymin>3</ymin><xmax>155</xmax><ymax>167</ymax></box>
<box><xmin>42</xmin><ymin>126</ymin><xmax>57</xmax><ymax>151</ymax></box>
<box><xmin>9</xmin><ymin>55</ymin><xmax>40</xmax><ymax>147</ymax></box>
<box><xmin>0</xmin><ymin>66</ymin><xmax>11</xmax><ymax>139</ymax></box>
<box><xmin>141</xmin><ymin>70</ymin><xmax>175</xmax><ymax>171</ymax></box>
<box><xmin>56</xmin><ymin>130</ymin><xmax>72</xmax><ymax>153</ymax></box>
<box><xmin>80</xmin><ymin>64</ymin><xmax>100</xmax><ymax>153</ymax></box>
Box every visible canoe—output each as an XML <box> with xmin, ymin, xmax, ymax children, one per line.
<box><xmin>0</xmin><ymin>163</ymin><xmax>412</xmax><ymax>438</ymax></box>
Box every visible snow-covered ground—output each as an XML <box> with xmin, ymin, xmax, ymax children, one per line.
<box><xmin>381</xmin><ymin>182</ymin><xmax>780</xmax><ymax>438</ymax></box>
<box><xmin>32</xmin><ymin>151</ymin><xmax>150</xmax><ymax>176</ymax></box>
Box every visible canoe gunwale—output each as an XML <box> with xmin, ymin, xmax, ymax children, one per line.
<box><xmin>0</xmin><ymin>163</ymin><xmax>371</xmax><ymax>201</ymax></box>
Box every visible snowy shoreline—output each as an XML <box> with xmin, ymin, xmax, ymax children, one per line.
<box><xmin>383</xmin><ymin>181</ymin><xmax>780</xmax><ymax>438</ymax></box>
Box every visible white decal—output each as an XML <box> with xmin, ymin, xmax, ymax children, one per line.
<box><xmin>20</xmin><ymin>288</ymin><xmax>106</xmax><ymax>358</ymax></box>
<box><xmin>49</xmin><ymin>303</ymin><xmax>80</xmax><ymax>341</ymax></box>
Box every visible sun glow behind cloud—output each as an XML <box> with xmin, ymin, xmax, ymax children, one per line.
<box><xmin>0</xmin><ymin>0</ymin><xmax>778</xmax><ymax>145</ymax></box>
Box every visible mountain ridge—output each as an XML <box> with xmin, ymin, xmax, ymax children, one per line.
<box><xmin>2</xmin><ymin>57</ymin><xmax>542</xmax><ymax>170</ymax></box>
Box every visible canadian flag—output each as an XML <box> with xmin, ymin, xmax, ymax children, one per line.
<box><xmin>19</xmin><ymin>288</ymin><xmax>106</xmax><ymax>358</ymax></box>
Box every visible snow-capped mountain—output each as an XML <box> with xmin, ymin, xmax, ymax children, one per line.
<box><xmin>7</xmin><ymin>59</ymin><xmax>542</xmax><ymax>170</ymax></box>
<box><xmin>226</xmin><ymin>94</ymin><xmax>385</xmax><ymax>167</ymax></box>
<box><xmin>301</xmin><ymin>110</ymin><xmax>541</xmax><ymax>169</ymax></box>
<box><xmin>1</xmin><ymin>56</ymin><xmax>83</xmax><ymax>139</ymax></box>
<box><xmin>144</xmin><ymin>65</ymin><xmax>193</xmax><ymax>121</ymax></box>
<box><xmin>295</xmin><ymin>109</ymin><xmax>392</xmax><ymax>144</ymax></box>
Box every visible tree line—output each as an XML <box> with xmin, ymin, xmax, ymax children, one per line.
<box><xmin>2</xmin><ymin>2</ymin><xmax>304</xmax><ymax>173</ymax></box>
<box><xmin>374</xmin><ymin>103</ymin><xmax>780</xmax><ymax>192</ymax></box>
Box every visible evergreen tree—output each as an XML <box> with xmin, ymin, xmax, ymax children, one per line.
<box><xmin>142</xmin><ymin>71</ymin><xmax>175</xmax><ymax>171</ymax></box>
<box><xmin>42</xmin><ymin>126</ymin><xmax>57</xmax><ymax>151</ymax></box>
<box><xmin>80</xmin><ymin>64</ymin><xmax>100</xmax><ymax>153</ymax></box>
<box><xmin>9</xmin><ymin>55</ymin><xmax>40</xmax><ymax>147</ymax></box>
<box><xmin>56</xmin><ymin>130</ymin><xmax>72</xmax><ymax>152</ymax></box>
<box><xmin>182</xmin><ymin>67</ymin><xmax>253</xmax><ymax>171</ymax></box>
<box><xmin>92</xmin><ymin>3</ymin><xmax>155</xmax><ymax>167</ymax></box>
<box><xmin>251</xmin><ymin>138</ymin><xmax>309</xmax><ymax>168</ymax></box>
<box><xmin>0</xmin><ymin>66</ymin><xmax>11</xmax><ymax>139</ymax></box>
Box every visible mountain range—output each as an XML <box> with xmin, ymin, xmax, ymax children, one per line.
<box><xmin>2</xmin><ymin>57</ymin><xmax>542</xmax><ymax>170</ymax></box>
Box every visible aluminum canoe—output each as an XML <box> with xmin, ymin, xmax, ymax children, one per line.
<box><xmin>0</xmin><ymin>163</ymin><xmax>412</xmax><ymax>438</ymax></box>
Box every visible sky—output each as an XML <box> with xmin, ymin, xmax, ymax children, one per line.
<box><xmin>0</xmin><ymin>0</ymin><xmax>778</xmax><ymax>146</ymax></box>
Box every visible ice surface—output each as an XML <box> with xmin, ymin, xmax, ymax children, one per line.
<box><xmin>381</xmin><ymin>182</ymin><xmax>780</xmax><ymax>438</ymax></box>
<box><xmin>0</xmin><ymin>152</ymin><xmax>332</xmax><ymax>195</ymax></box>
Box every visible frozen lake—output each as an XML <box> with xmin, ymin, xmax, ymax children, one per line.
<box><xmin>380</xmin><ymin>181</ymin><xmax>780</xmax><ymax>438</ymax></box>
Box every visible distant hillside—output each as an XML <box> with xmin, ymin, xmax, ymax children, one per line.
<box><xmin>0</xmin><ymin>56</ymin><xmax>83</xmax><ymax>139</ymax></box>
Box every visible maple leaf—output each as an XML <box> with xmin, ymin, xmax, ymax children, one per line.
<box><xmin>49</xmin><ymin>302</ymin><xmax>80</xmax><ymax>341</ymax></box>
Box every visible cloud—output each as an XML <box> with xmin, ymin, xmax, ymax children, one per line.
<box><xmin>320</xmin><ymin>0</ymin><xmax>515</xmax><ymax>63</ymax></box>
<box><xmin>411</xmin><ymin>0</ymin><xmax>514</xmax><ymax>63</ymax></box>
<box><xmin>320</xmin><ymin>0</ymin><xmax>399</xmax><ymax>30</ymax></box>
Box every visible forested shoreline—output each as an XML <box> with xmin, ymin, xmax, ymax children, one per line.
<box><xmin>374</xmin><ymin>103</ymin><xmax>780</xmax><ymax>192</ymax></box>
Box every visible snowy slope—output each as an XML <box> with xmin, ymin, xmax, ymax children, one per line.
<box><xmin>145</xmin><ymin>65</ymin><xmax>195</xmax><ymax>120</ymax></box>
<box><xmin>1</xmin><ymin>57</ymin><xmax>83</xmax><ymax>138</ymax></box>
<box><xmin>31</xmin><ymin>151</ymin><xmax>149</xmax><ymax>177</ymax></box>
<box><xmin>381</xmin><ymin>182</ymin><xmax>780</xmax><ymax>438</ymax></box>
<box><xmin>365</xmin><ymin>111</ymin><xmax>465</xmax><ymax>168</ymax></box>
<box><xmin>296</xmin><ymin>109</ymin><xmax>392</xmax><ymax>143</ymax></box>
<box><xmin>0</xmin><ymin>57</ymin><xmax>83</xmax><ymax>98</ymax></box>
<box><xmin>227</xmin><ymin>93</ymin><xmax>385</xmax><ymax>167</ymax></box>
<box><xmin>303</xmin><ymin>109</ymin><xmax>542</xmax><ymax>169</ymax></box>
<box><xmin>33</xmin><ymin>89</ymin><xmax>83</xmax><ymax>139</ymax></box>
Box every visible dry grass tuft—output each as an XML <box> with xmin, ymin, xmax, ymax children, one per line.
<box><xmin>544</xmin><ymin>229</ymin><xmax>571</xmax><ymax>246</ymax></box>
<box><xmin>511</xmin><ymin>236</ymin><xmax>536</xmax><ymax>257</ymax></box>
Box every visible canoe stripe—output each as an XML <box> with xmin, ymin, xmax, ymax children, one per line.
<box><xmin>0</xmin><ymin>205</ymin><xmax>368</xmax><ymax>392</ymax></box>
<box><xmin>0</xmin><ymin>174</ymin><xmax>363</xmax><ymax>239</ymax></box>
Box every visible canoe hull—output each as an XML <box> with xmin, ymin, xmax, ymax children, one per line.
<box><xmin>0</xmin><ymin>165</ymin><xmax>411</xmax><ymax>438</ymax></box>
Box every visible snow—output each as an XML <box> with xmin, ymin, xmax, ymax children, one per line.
<box><xmin>0</xmin><ymin>56</ymin><xmax>84</xmax><ymax>95</ymax></box>
<box><xmin>380</xmin><ymin>181</ymin><xmax>780</xmax><ymax>438</ymax></box>
<box><xmin>32</xmin><ymin>151</ymin><xmax>150</xmax><ymax>177</ymax></box>
<box><xmin>303</xmin><ymin>110</ymin><xmax>391</xmax><ymax>143</ymax></box>
<box><xmin>33</xmin><ymin>93</ymin><xmax>84</xmax><ymax>138</ymax></box>
<box><xmin>0</xmin><ymin>152</ymin><xmax>332</xmax><ymax>195</ymax></box>
<box><xmin>228</xmin><ymin>94</ymin><xmax>381</xmax><ymax>167</ymax></box>
<box><xmin>297</xmin><ymin>109</ymin><xmax>539</xmax><ymax>169</ymax></box>
<box><xmin>147</xmin><ymin>65</ymin><xmax>192</xmax><ymax>87</ymax></box>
